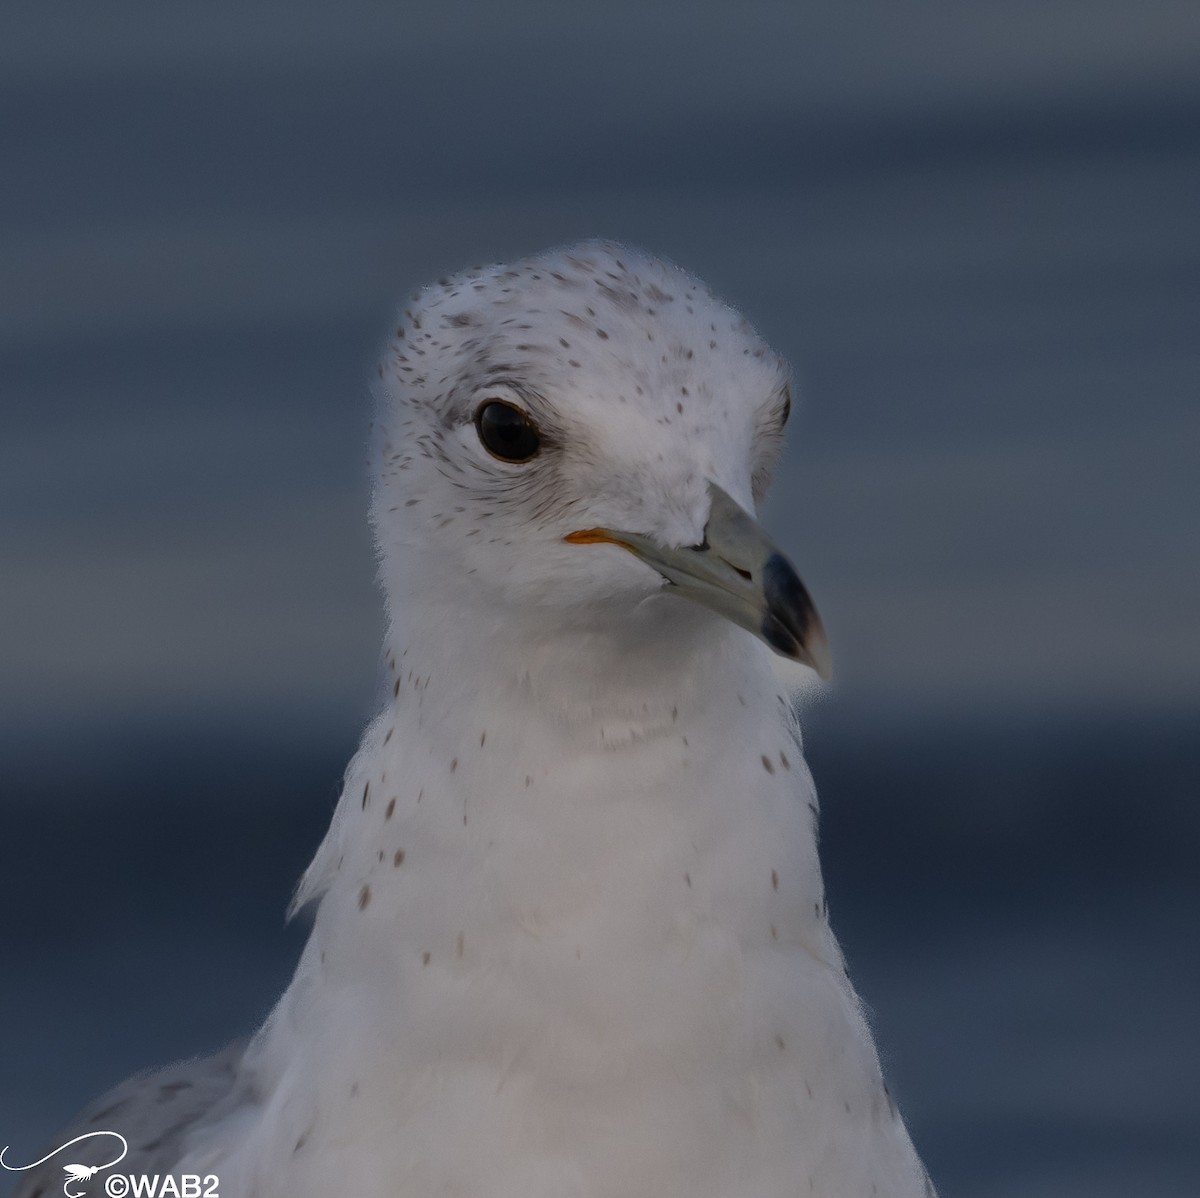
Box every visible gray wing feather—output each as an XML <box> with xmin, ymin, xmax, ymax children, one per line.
<box><xmin>9</xmin><ymin>1040</ymin><xmax>247</xmax><ymax>1198</ymax></box>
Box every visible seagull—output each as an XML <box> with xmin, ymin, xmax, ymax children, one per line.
<box><xmin>11</xmin><ymin>242</ymin><xmax>935</xmax><ymax>1198</ymax></box>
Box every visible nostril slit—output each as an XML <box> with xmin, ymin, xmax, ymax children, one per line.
<box><xmin>732</xmin><ymin>566</ymin><xmax>753</xmax><ymax>581</ymax></box>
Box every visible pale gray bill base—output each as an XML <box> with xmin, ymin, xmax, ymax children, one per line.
<box><xmin>565</xmin><ymin>482</ymin><xmax>832</xmax><ymax>680</ymax></box>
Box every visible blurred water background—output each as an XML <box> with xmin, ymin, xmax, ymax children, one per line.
<box><xmin>2</xmin><ymin>4</ymin><xmax>1198</xmax><ymax>1195</ymax></box>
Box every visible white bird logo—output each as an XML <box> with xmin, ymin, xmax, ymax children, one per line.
<box><xmin>1</xmin><ymin>1131</ymin><xmax>128</xmax><ymax>1197</ymax></box>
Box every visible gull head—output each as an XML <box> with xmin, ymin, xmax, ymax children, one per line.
<box><xmin>371</xmin><ymin>240</ymin><xmax>830</xmax><ymax>679</ymax></box>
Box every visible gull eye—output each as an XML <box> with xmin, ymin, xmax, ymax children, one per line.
<box><xmin>475</xmin><ymin>400</ymin><xmax>540</xmax><ymax>463</ymax></box>
<box><xmin>780</xmin><ymin>386</ymin><xmax>792</xmax><ymax>426</ymax></box>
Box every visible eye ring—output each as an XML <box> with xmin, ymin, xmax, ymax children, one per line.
<box><xmin>475</xmin><ymin>399</ymin><xmax>541</xmax><ymax>463</ymax></box>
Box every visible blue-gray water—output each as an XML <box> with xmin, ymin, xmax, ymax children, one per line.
<box><xmin>2</xmin><ymin>3</ymin><xmax>1198</xmax><ymax>1195</ymax></box>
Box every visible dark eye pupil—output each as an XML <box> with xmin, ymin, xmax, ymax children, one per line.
<box><xmin>476</xmin><ymin>401</ymin><xmax>540</xmax><ymax>462</ymax></box>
